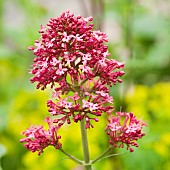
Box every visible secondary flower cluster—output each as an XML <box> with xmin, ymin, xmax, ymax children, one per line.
<box><xmin>47</xmin><ymin>89</ymin><xmax>114</xmax><ymax>128</ymax></box>
<box><xmin>20</xmin><ymin>117</ymin><xmax>62</xmax><ymax>155</ymax></box>
<box><xmin>20</xmin><ymin>11</ymin><xmax>146</xmax><ymax>155</ymax></box>
<box><xmin>106</xmin><ymin>112</ymin><xmax>146</xmax><ymax>152</ymax></box>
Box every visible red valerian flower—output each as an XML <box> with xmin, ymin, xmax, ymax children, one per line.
<box><xmin>28</xmin><ymin>10</ymin><xmax>125</xmax><ymax>128</ymax></box>
<box><xmin>28</xmin><ymin>11</ymin><xmax>124</xmax><ymax>91</ymax></box>
<box><xmin>21</xmin><ymin>11</ymin><xmax>147</xmax><ymax>157</ymax></box>
<box><xmin>20</xmin><ymin>117</ymin><xmax>62</xmax><ymax>155</ymax></box>
<box><xmin>106</xmin><ymin>112</ymin><xmax>146</xmax><ymax>152</ymax></box>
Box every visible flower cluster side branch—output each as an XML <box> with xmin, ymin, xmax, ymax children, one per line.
<box><xmin>59</xmin><ymin>148</ymin><xmax>83</xmax><ymax>165</ymax></box>
<box><xmin>20</xmin><ymin>11</ymin><xmax>147</xmax><ymax>170</ymax></box>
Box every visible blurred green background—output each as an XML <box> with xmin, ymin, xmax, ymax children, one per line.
<box><xmin>0</xmin><ymin>0</ymin><xmax>170</xmax><ymax>170</ymax></box>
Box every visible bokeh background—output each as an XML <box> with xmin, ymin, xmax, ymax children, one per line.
<box><xmin>0</xmin><ymin>0</ymin><xmax>170</xmax><ymax>170</ymax></box>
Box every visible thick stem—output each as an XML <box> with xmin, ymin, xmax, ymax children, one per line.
<box><xmin>80</xmin><ymin>119</ymin><xmax>92</xmax><ymax>170</ymax></box>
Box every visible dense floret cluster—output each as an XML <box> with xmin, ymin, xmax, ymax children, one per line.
<box><xmin>106</xmin><ymin>112</ymin><xmax>146</xmax><ymax>152</ymax></box>
<box><xmin>20</xmin><ymin>117</ymin><xmax>62</xmax><ymax>155</ymax></box>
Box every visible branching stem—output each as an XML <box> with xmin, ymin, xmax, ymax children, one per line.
<box><xmin>59</xmin><ymin>148</ymin><xmax>83</xmax><ymax>165</ymax></box>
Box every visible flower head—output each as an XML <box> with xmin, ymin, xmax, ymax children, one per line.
<box><xmin>27</xmin><ymin>11</ymin><xmax>125</xmax><ymax>128</ymax></box>
<box><xmin>29</xmin><ymin>11</ymin><xmax>124</xmax><ymax>91</ymax></box>
<box><xmin>20</xmin><ymin>117</ymin><xmax>62</xmax><ymax>155</ymax></box>
<box><xmin>106</xmin><ymin>112</ymin><xmax>146</xmax><ymax>152</ymax></box>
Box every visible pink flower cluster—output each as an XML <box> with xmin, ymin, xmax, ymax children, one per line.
<box><xmin>20</xmin><ymin>11</ymin><xmax>146</xmax><ymax>155</ymax></box>
<box><xmin>29</xmin><ymin>11</ymin><xmax>124</xmax><ymax>91</ymax></box>
<box><xmin>47</xmin><ymin>90</ymin><xmax>114</xmax><ymax>128</ymax></box>
<box><xmin>28</xmin><ymin>11</ymin><xmax>124</xmax><ymax>128</ymax></box>
<box><xmin>106</xmin><ymin>112</ymin><xmax>146</xmax><ymax>152</ymax></box>
<box><xmin>20</xmin><ymin>117</ymin><xmax>62</xmax><ymax>155</ymax></box>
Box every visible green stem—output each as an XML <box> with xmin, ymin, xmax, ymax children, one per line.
<box><xmin>91</xmin><ymin>146</ymin><xmax>112</xmax><ymax>164</ymax></box>
<box><xmin>79</xmin><ymin>78</ymin><xmax>88</xmax><ymax>86</ymax></box>
<box><xmin>92</xmin><ymin>146</ymin><xmax>126</xmax><ymax>164</ymax></box>
<box><xmin>80</xmin><ymin>119</ymin><xmax>92</xmax><ymax>170</ymax></box>
<box><xmin>59</xmin><ymin>148</ymin><xmax>83</xmax><ymax>165</ymax></box>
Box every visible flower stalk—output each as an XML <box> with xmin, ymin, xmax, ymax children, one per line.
<box><xmin>80</xmin><ymin>119</ymin><xmax>91</xmax><ymax>170</ymax></box>
<box><xmin>91</xmin><ymin>146</ymin><xmax>112</xmax><ymax>165</ymax></box>
<box><xmin>59</xmin><ymin>148</ymin><xmax>83</xmax><ymax>165</ymax></box>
